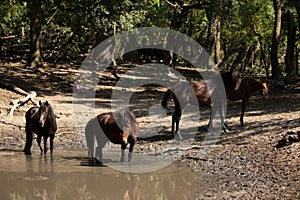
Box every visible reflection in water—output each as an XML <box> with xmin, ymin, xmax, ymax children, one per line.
<box><xmin>0</xmin><ymin>150</ymin><xmax>202</xmax><ymax>200</ymax></box>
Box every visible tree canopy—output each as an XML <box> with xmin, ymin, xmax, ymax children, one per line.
<box><xmin>0</xmin><ymin>0</ymin><xmax>299</xmax><ymax>79</ymax></box>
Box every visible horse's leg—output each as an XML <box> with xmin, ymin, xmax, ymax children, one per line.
<box><xmin>221</xmin><ymin>101</ymin><xmax>229</xmax><ymax>132</ymax></box>
<box><xmin>128</xmin><ymin>136</ymin><xmax>136</xmax><ymax>162</ymax></box>
<box><xmin>85</xmin><ymin>118</ymin><xmax>97</xmax><ymax>158</ymax></box>
<box><xmin>172</xmin><ymin>108</ymin><xmax>182</xmax><ymax>137</ymax></box>
<box><xmin>121</xmin><ymin>143</ymin><xmax>128</xmax><ymax>163</ymax></box>
<box><xmin>171</xmin><ymin>113</ymin><xmax>175</xmax><ymax>135</ymax></box>
<box><xmin>240</xmin><ymin>98</ymin><xmax>248</xmax><ymax>127</ymax></box>
<box><xmin>43</xmin><ymin>135</ymin><xmax>48</xmax><ymax>154</ymax></box>
<box><xmin>208</xmin><ymin>105</ymin><xmax>215</xmax><ymax>129</ymax></box>
<box><xmin>49</xmin><ymin>134</ymin><xmax>55</xmax><ymax>154</ymax></box>
<box><xmin>36</xmin><ymin>134</ymin><xmax>43</xmax><ymax>154</ymax></box>
<box><xmin>95</xmin><ymin>137</ymin><xmax>107</xmax><ymax>163</ymax></box>
<box><xmin>209</xmin><ymin>102</ymin><xmax>229</xmax><ymax>132</ymax></box>
<box><xmin>24</xmin><ymin>128</ymin><xmax>33</xmax><ymax>155</ymax></box>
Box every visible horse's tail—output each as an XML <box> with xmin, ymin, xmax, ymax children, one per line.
<box><xmin>161</xmin><ymin>89</ymin><xmax>172</xmax><ymax>109</ymax></box>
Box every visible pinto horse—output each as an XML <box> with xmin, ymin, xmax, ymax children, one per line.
<box><xmin>226</xmin><ymin>78</ymin><xmax>269</xmax><ymax>127</ymax></box>
<box><xmin>161</xmin><ymin>68</ymin><xmax>242</xmax><ymax>137</ymax></box>
<box><xmin>24</xmin><ymin>101</ymin><xmax>57</xmax><ymax>155</ymax></box>
<box><xmin>85</xmin><ymin>110</ymin><xmax>140</xmax><ymax>163</ymax></box>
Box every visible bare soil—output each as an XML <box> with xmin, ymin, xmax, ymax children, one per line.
<box><xmin>0</xmin><ymin>62</ymin><xmax>299</xmax><ymax>199</ymax></box>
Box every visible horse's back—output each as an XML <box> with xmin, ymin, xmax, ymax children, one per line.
<box><xmin>95</xmin><ymin>110</ymin><xmax>139</xmax><ymax>143</ymax></box>
<box><xmin>25</xmin><ymin>106</ymin><xmax>39</xmax><ymax>120</ymax></box>
<box><xmin>227</xmin><ymin>78</ymin><xmax>263</xmax><ymax>101</ymax></box>
<box><xmin>25</xmin><ymin>107</ymin><xmax>40</xmax><ymax>132</ymax></box>
<box><xmin>241</xmin><ymin>78</ymin><xmax>263</xmax><ymax>94</ymax></box>
<box><xmin>97</xmin><ymin>113</ymin><xmax>114</xmax><ymax>126</ymax></box>
<box><xmin>96</xmin><ymin>112</ymin><xmax>123</xmax><ymax>144</ymax></box>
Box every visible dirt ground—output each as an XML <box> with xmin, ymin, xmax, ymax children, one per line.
<box><xmin>0</xmin><ymin>62</ymin><xmax>299</xmax><ymax>199</ymax></box>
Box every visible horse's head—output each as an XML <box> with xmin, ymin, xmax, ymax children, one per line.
<box><xmin>117</xmin><ymin>110</ymin><xmax>139</xmax><ymax>138</ymax></box>
<box><xmin>232</xmin><ymin>68</ymin><xmax>242</xmax><ymax>91</ymax></box>
<box><xmin>260</xmin><ymin>79</ymin><xmax>269</xmax><ymax>100</ymax></box>
<box><xmin>38</xmin><ymin>100</ymin><xmax>50</xmax><ymax>127</ymax></box>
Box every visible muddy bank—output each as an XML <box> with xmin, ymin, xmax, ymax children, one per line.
<box><xmin>0</xmin><ymin>62</ymin><xmax>300</xmax><ymax>199</ymax></box>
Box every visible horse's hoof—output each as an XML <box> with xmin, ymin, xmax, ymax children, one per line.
<box><xmin>93</xmin><ymin>158</ymin><xmax>103</xmax><ymax>165</ymax></box>
<box><xmin>24</xmin><ymin>149</ymin><xmax>31</xmax><ymax>155</ymax></box>
<box><xmin>170</xmin><ymin>133</ymin><xmax>175</xmax><ymax>139</ymax></box>
<box><xmin>128</xmin><ymin>152</ymin><xmax>133</xmax><ymax>162</ymax></box>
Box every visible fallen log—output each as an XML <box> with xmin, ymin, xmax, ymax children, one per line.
<box><xmin>8</xmin><ymin>91</ymin><xmax>37</xmax><ymax>118</ymax></box>
<box><xmin>0</xmin><ymin>80</ymin><xmax>29</xmax><ymax>96</ymax></box>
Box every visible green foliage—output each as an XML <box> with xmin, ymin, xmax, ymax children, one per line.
<box><xmin>0</xmin><ymin>0</ymin><xmax>298</xmax><ymax>76</ymax></box>
<box><xmin>0</xmin><ymin>0</ymin><xmax>28</xmax><ymax>37</ymax></box>
<box><xmin>222</xmin><ymin>0</ymin><xmax>274</xmax><ymax>48</ymax></box>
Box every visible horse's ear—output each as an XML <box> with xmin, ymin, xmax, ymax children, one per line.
<box><xmin>39</xmin><ymin>100</ymin><xmax>42</xmax><ymax>106</ymax></box>
<box><xmin>265</xmin><ymin>78</ymin><xmax>269</xmax><ymax>83</ymax></box>
<box><xmin>263</xmin><ymin>78</ymin><xmax>268</xmax><ymax>83</ymax></box>
<box><xmin>45</xmin><ymin>101</ymin><xmax>49</xmax><ymax>106</ymax></box>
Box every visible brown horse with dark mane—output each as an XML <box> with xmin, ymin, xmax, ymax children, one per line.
<box><xmin>24</xmin><ymin>101</ymin><xmax>57</xmax><ymax>155</ymax></box>
<box><xmin>226</xmin><ymin>78</ymin><xmax>269</xmax><ymax>127</ymax></box>
<box><xmin>162</xmin><ymin>68</ymin><xmax>242</xmax><ymax>137</ymax></box>
<box><xmin>85</xmin><ymin>109</ymin><xmax>140</xmax><ymax>163</ymax></box>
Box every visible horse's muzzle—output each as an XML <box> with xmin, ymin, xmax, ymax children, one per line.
<box><xmin>38</xmin><ymin>120</ymin><xmax>45</xmax><ymax>127</ymax></box>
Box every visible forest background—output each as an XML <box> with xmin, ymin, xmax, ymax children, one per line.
<box><xmin>0</xmin><ymin>0</ymin><xmax>299</xmax><ymax>81</ymax></box>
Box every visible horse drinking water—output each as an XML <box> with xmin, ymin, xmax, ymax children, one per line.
<box><xmin>24</xmin><ymin>101</ymin><xmax>57</xmax><ymax>155</ymax></box>
<box><xmin>85</xmin><ymin>110</ymin><xmax>140</xmax><ymax>163</ymax></box>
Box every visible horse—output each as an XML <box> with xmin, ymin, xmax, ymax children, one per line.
<box><xmin>23</xmin><ymin>101</ymin><xmax>57</xmax><ymax>155</ymax></box>
<box><xmin>85</xmin><ymin>109</ymin><xmax>140</xmax><ymax>163</ymax></box>
<box><xmin>226</xmin><ymin>78</ymin><xmax>269</xmax><ymax>127</ymax></box>
<box><xmin>161</xmin><ymin>68</ymin><xmax>242</xmax><ymax>138</ymax></box>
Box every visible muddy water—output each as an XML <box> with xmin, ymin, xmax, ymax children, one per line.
<box><xmin>0</xmin><ymin>150</ymin><xmax>204</xmax><ymax>200</ymax></box>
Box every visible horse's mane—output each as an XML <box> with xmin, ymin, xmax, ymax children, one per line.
<box><xmin>46</xmin><ymin>103</ymin><xmax>57</xmax><ymax>133</ymax></box>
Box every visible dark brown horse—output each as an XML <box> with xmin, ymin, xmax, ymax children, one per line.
<box><xmin>24</xmin><ymin>101</ymin><xmax>57</xmax><ymax>155</ymax></box>
<box><xmin>85</xmin><ymin>110</ymin><xmax>140</xmax><ymax>163</ymax></box>
<box><xmin>162</xmin><ymin>69</ymin><xmax>242</xmax><ymax>137</ymax></box>
<box><xmin>226</xmin><ymin>78</ymin><xmax>269</xmax><ymax>127</ymax></box>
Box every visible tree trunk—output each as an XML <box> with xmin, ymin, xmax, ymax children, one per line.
<box><xmin>205</xmin><ymin>8</ymin><xmax>213</xmax><ymax>54</ymax></box>
<box><xmin>28</xmin><ymin>0</ymin><xmax>43</xmax><ymax>68</ymax></box>
<box><xmin>296</xmin><ymin>46</ymin><xmax>299</xmax><ymax>75</ymax></box>
<box><xmin>294</xmin><ymin>0</ymin><xmax>300</xmax><ymax>30</ymax></box>
<box><xmin>293</xmin><ymin>0</ymin><xmax>300</xmax><ymax>75</ymax></box>
<box><xmin>232</xmin><ymin>47</ymin><xmax>247</xmax><ymax>70</ymax></box>
<box><xmin>285</xmin><ymin>10</ymin><xmax>297</xmax><ymax>77</ymax></box>
<box><xmin>270</xmin><ymin>0</ymin><xmax>283</xmax><ymax>79</ymax></box>
<box><xmin>213</xmin><ymin>16</ymin><xmax>221</xmax><ymax>65</ymax></box>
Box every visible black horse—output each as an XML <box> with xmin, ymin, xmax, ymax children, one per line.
<box><xmin>24</xmin><ymin>101</ymin><xmax>57</xmax><ymax>155</ymax></box>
